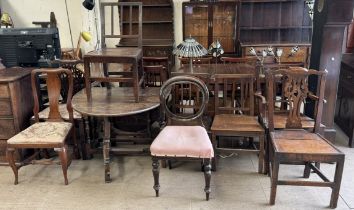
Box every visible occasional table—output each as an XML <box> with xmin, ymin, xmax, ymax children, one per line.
<box><xmin>72</xmin><ymin>87</ymin><xmax>160</xmax><ymax>182</ymax></box>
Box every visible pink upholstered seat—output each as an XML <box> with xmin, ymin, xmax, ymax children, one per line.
<box><xmin>150</xmin><ymin>126</ymin><xmax>214</xmax><ymax>158</ymax></box>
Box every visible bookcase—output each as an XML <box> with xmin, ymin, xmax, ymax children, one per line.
<box><xmin>118</xmin><ymin>0</ymin><xmax>174</xmax><ymax>58</ymax></box>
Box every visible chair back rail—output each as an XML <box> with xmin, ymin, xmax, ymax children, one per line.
<box><xmin>160</xmin><ymin>76</ymin><xmax>209</xmax><ymax>126</ymax></box>
<box><xmin>143</xmin><ymin>65</ymin><xmax>167</xmax><ymax>87</ymax></box>
<box><xmin>214</xmin><ymin>74</ymin><xmax>255</xmax><ymax>116</ymax></box>
<box><xmin>266</xmin><ymin>67</ymin><xmax>327</xmax><ymax>132</ymax></box>
<box><xmin>31</xmin><ymin>68</ymin><xmax>74</xmax><ymax>123</ymax></box>
<box><xmin>100</xmin><ymin>2</ymin><xmax>142</xmax><ymax>48</ymax></box>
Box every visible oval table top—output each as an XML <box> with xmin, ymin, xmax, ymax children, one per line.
<box><xmin>72</xmin><ymin>87</ymin><xmax>160</xmax><ymax>117</ymax></box>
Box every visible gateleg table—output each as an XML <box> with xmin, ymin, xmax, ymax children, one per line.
<box><xmin>72</xmin><ymin>87</ymin><xmax>160</xmax><ymax>182</ymax></box>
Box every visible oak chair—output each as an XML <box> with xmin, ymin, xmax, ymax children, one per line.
<box><xmin>142</xmin><ymin>57</ymin><xmax>169</xmax><ymax>87</ymax></box>
<box><xmin>210</xmin><ymin>73</ymin><xmax>266</xmax><ymax>173</ymax></box>
<box><xmin>150</xmin><ymin>76</ymin><xmax>214</xmax><ymax>200</ymax></box>
<box><xmin>7</xmin><ymin>68</ymin><xmax>75</xmax><ymax>185</ymax></box>
<box><xmin>266</xmin><ymin>67</ymin><xmax>344</xmax><ymax>208</ymax></box>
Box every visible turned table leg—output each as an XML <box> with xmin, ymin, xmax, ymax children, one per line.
<box><xmin>103</xmin><ymin>117</ymin><xmax>111</xmax><ymax>183</ymax></box>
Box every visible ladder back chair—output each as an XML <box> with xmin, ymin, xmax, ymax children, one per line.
<box><xmin>266</xmin><ymin>67</ymin><xmax>344</xmax><ymax>208</ymax></box>
<box><xmin>142</xmin><ymin>57</ymin><xmax>169</xmax><ymax>87</ymax></box>
<box><xmin>210</xmin><ymin>73</ymin><xmax>266</xmax><ymax>173</ymax></box>
<box><xmin>7</xmin><ymin>68</ymin><xmax>75</xmax><ymax>185</ymax></box>
<box><xmin>84</xmin><ymin>2</ymin><xmax>143</xmax><ymax>102</ymax></box>
<box><xmin>150</xmin><ymin>76</ymin><xmax>213</xmax><ymax>200</ymax></box>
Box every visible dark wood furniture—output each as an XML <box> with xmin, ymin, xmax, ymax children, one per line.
<box><xmin>150</xmin><ymin>76</ymin><xmax>213</xmax><ymax>200</ymax></box>
<box><xmin>7</xmin><ymin>68</ymin><xmax>75</xmax><ymax>185</ymax></box>
<box><xmin>178</xmin><ymin>57</ymin><xmax>213</xmax><ymax>66</ymax></box>
<box><xmin>118</xmin><ymin>0</ymin><xmax>174</xmax><ymax>59</ymax></box>
<box><xmin>220</xmin><ymin>56</ymin><xmax>257</xmax><ymax>65</ymax></box>
<box><xmin>182</xmin><ymin>1</ymin><xmax>240</xmax><ymax>54</ymax></box>
<box><xmin>210</xmin><ymin>73</ymin><xmax>265</xmax><ymax>173</ymax></box>
<box><xmin>0</xmin><ymin>68</ymin><xmax>33</xmax><ymax>164</ymax></box>
<box><xmin>307</xmin><ymin>0</ymin><xmax>354</xmax><ymax>141</ymax></box>
<box><xmin>266</xmin><ymin>68</ymin><xmax>344</xmax><ymax>208</ymax></box>
<box><xmin>142</xmin><ymin>57</ymin><xmax>169</xmax><ymax>87</ymax></box>
<box><xmin>72</xmin><ymin>87</ymin><xmax>160</xmax><ymax>182</ymax></box>
<box><xmin>84</xmin><ymin>2</ymin><xmax>143</xmax><ymax>102</ymax></box>
<box><xmin>335</xmin><ymin>54</ymin><xmax>354</xmax><ymax>147</ymax></box>
<box><xmin>239</xmin><ymin>0</ymin><xmax>312</xmax><ymax>45</ymax></box>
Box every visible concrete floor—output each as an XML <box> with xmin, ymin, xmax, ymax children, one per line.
<box><xmin>0</xmin><ymin>127</ymin><xmax>354</xmax><ymax>210</ymax></box>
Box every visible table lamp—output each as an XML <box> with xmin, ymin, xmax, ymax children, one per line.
<box><xmin>208</xmin><ymin>40</ymin><xmax>224</xmax><ymax>66</ymax></box>
<box><xmin>1</xmin><ymin>13</ymin><xmax>13</xmax><ymax>28</ymax></box>
<box><xmin>173</xmin><ymin>36</ymin><xmax>208</xmax><ymax>72</ymax></box>
<box><xmin>73</xmin><ymin>31</ymin><xmax>92</xmax><ymax>60</ymax></box>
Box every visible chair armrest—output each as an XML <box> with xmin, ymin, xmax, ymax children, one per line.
<box><xmin>308</xmin><ymin>92</ymin><xmax>327</xmax><ymax>104</ymax></box>
<box><xmin>254</xmin><ymin>91</ymin><xmax>266</xmax><ymax>104</ymax></box>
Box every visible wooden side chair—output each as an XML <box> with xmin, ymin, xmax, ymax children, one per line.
<box><xmin>210</xmin><ymin>73</ymin><xmax>266</xmax><ymax>173</ymax></box>
<box><xmin>150</xmin><ymin>76</ymin><xmax>214</xmax><ymax>200</ymax></box>
<box><xmin>6</xmin><ymin>68</ymin><xmax>75</xmax><ymax>185</ymax></box>
<box><xmin>142</xmin><ymin>57</ymin><xmax>169</xmax><ymax>87</ymax></box>
<box><xmin>266</xmin><ymin>67</ymin><xmax>344</xmax><ymax>208</ymax></box>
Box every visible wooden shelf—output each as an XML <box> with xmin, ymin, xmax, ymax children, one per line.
<box><xmin>240</xmin><ymin>26</ymin><xmax>312</xmax><ymax>30</ymax></box>
<box><xmin>122</xmin><ymin>20</ymin><xmax>173</xmax><ymax>24</ymax></box>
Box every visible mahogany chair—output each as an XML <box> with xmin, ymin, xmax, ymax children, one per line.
<box><xmin>210</xmin><ymin>73</ymin><xmax>266</xmax><ymax>173</ymax></box>
<box><xmin>142</xmin><ymin>57</ymin><xmax>169</xmax><ymax>87</ymax></box>
<box><xmin>6</xmin><ymin>68</ymin><xmax>75</xmax><ymax>185</ymax></box>
<box><xmin>266</xmin><ymin>67</ymin><xmax>344</xmax><ymax>208</ymax></box>
<box><xmin>150</xmin><ymin>76</ymin><xmax>214</xmax><ymax>200</ymax></box>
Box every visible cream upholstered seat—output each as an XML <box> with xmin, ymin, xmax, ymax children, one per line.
<box><xmin>150</xmin><ymin>76</ymin><xmax>213</xmax><ymax>201</ymax></box>
<box><xmin>150</xmin><ymin>126</ymin><xmax>213</xmax><ymax>158</ymax></box>
<box><xmin>7</xmin><ymin>68</ymin><xmax>75</xmax><ymax>186</ymax></box>
<box><xmin>7</xmin><ymin>122</ymin><xmax>72</xmax><ymax>145</ymax></box>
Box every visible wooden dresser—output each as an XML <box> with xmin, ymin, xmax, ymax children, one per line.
<box><xmin>335</xmin><ymin>54</ymin><xmax>354</xmax><ymax>147</ymax></box>
<box><xmin>0</xmin><ymin>68</ymin><xmax>33</xmax><ymax>163</ymax></box>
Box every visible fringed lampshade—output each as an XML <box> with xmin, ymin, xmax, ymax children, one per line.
<box><xmin>173</xmin><ymin>36</ymin><xmax>208</xmax><ymax>72</ymax></box>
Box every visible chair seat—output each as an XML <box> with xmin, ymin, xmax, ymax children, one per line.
<box><xmin>271</xmin><ymin>129</ymin><xmax>339</xmax><ymax>154</ymax></box>
<box><xmin>211</xmin><ymin>114</ymin><xmax>264</xmax><ymax>134</ymax></box>
<box><xmin>150</xmin><ymin>126</ymin><xmax>214</xmax><ymax>158</ymax></box>
<box><xmin>7</xmin><ymin>122</ymin><xmax>73</xmax><ymax>146</ymax></box>
<box><xmin>33</xmin><ymin>104</ymin><xmax>82</xmax><ymax>120</ymax></box>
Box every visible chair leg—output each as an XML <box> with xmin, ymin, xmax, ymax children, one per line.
<box><xmin>303</xmin><ymin>162</ymin><xmax>311</xmax><ymax>178</ymax></box>
<box><xmin>168</xmin><ymin>160</ymin><xmax>172</xmax><ymax>169</ymax></box>
<box><xmin>258</xmin><ymin>135</ymin><xmax>265</xmax><ymax>174</ymax></box>
<box><xmin>7</xmin><ymin>148</ymin><xmax>18</xmax><ymax>185</ymax></box>
<box><xmin>152</xmin><ymin>157</ymin><xmax>160</xmax><ymax>197</ymax></box>
<box><xmin>211</xmin><ymin>133</ymin><xmax>217</xmax><ymax>171</ymax></box>
<box><xmin>330</xmin><ymin>159</ymin><xmax>344</xmax><ymax>209</ymax></box>
<box><xmin>204</xmin><ymin>158</ymin><xmax>212</xmax><ymax>201</ymax></box>
<box><xmin>270</xmin><ymin>158</ymin><xmax>280</xmax><ymax>205</ymax></box>
<box><xmin>58</xmin><ymin>146</ymin><xmax>69</xmax><ymax>185</ymax></box>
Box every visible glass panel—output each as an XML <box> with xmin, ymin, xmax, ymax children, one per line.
<box><xmin>184</xmin><ymin>5</ymin><xmax>209</xmax><ymax>49</ymax></box>
<box><xmin>213</xmin><ymin>4</ymin><xmax>236</xmax><ymax>53</ymax></box>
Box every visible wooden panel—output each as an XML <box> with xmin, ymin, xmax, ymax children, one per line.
<box><xmin>0</xmin><ymin>100</ymin><xmax>12</xmax><ymax>116</ymax></box>
<box><xmin>0</xmin><ymin>84</ymin><xmax>9</xmax><ymax>98</ymax></box>
<box><xmin>0</xmin><ymin>119</ymin><xmax>16</xmax><ymax>139</ymax></box>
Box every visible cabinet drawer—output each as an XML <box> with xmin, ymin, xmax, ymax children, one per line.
<box><xmin>0</xmin><ymin>100</ymin><xmax>12</xmax><ymax>116</ymax></box>
<box><xmin>0</xmin><ymin>84</ymin><xmax>10</xmax><ymax>98</ymax></box>
<box><xmin>0</xmin><ymin>119</ymin><xmax>16</xmax><ymax>139</ymax></box>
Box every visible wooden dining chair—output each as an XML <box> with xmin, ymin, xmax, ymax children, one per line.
<box><xmin>6</xmin><ymin>68</ymin><xmax>75</xmax><ymax>185</ymax></box>
<box><xmin>210</xmin><ymin>73</ymin><xmax>266</xmax><ymax>173</ymax></box>
<box><xmin>266</xmin><ymin>67</ymin><xmax>344</xmax><ymax>208</ymax></box>
<box><xmin>142</xmin><ymin>57</ymin><xmax>169</xmax><ymax>87</ymax></box>
<box><xmin>150</xmin><ymin>76</ymin><xmax>213</xmax><ymax>200</ymax></box>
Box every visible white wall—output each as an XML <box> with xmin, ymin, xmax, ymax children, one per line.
<box><xmin>0</xmin><ymin>0</ymin><xmax>187</xmax><ymax>53</ymax></box>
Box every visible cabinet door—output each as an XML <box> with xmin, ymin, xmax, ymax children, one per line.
<box><xmin>212</xmin><ymin>3</ymin><xmax>238</xmax><ymax>53</ymax></box>
<box><xmin>183</xmin><ymin>3</ymin><xmax>210</xmax><ymax>50</ymax></box>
